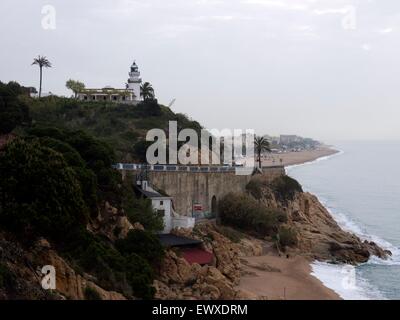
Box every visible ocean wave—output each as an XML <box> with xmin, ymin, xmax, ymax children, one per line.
<box><xmin>318</xmin><ymin>200</ymin><xmax>400</xmax><ymax>266</ymax></box>
<box><xmin>311</xmin><ymin>261</ymin><xmax>386</xmax><ymax>300</ymax></box>
<box><xmin>309</xmin><ymin>194</ymin><xmax>400</xmax><ymax>299</ymax></box>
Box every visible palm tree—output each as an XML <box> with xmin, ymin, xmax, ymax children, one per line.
<box><xmin>32</xmin><ymin>55</ymin><xmax>52</xmax><ymax>98</ymax></box>
<box><xmin>254</xmin><ymin>136</ymin><xmax>271</xmax><ymax>168</ymax></box>
<box><xmin>140</xmin><ymin>82</ymin><xmax>155</xmax><ymax>101</ymax></box>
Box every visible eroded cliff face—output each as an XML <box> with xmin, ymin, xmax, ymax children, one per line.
<box><xmin>259</xmin><ymin>185</ymin><xmax>391</xmax><ymax>264</ymax></box>
<box><xmin>0</xmin><ymin>233</ymin><xmax>126</xmax><ymax>300</ymax></box>
<box><xmin>0</xmin><ymin>201</ymin><xmax>135</xmax><ymax>300</ymax></box>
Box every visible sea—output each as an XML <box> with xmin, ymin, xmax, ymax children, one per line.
<box><xmin>286</xmin><ymin>141</ymin><xmax>400</xmax><ymax>300</ymax></box>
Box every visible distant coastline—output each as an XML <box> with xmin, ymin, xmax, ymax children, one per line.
<box><xmin>263</xmin><ymin>146</ymin><xmax>339</xmax><ymax>168</ymax></box>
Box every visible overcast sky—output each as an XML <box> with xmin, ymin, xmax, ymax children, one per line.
<box><xmin>1</xmin><ymin>0</ymin><xmax>399</xmax><ymax>141</ymax></box>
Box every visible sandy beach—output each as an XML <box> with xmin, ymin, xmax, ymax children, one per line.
<box><xmin>239</xmin><ymin>255</ymin><xmax>340</xmax><ymax>300</ymax></box>
<box><xmin>262</xmin><ymin>146</ymin><xmax>339</xmax><ymax>167</ymax></box>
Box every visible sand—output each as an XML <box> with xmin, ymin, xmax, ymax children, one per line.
<box><xmin>262</xmin><ymin>146</ymin><xmax>339</xmax><ymax>167</ymax></box>
<box><xmin>239</xmin><ymin>255</ymin><xmax>340</xmax><ymax>300</ymax></box>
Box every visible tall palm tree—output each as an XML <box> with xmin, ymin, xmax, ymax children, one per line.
<box><xmin>140</xmin><ymin>82</ymin><xmax>155</xmax><ymax>101</ymax></box>
<box><xmin>32</xmin><ymin>55</ymin><xmax>52</xmax><ymax>98</ymax></box>
<box><xmin>254</xmin><ymin>136</ymin><xmax>271</xmax><ymax>168</ymax></box>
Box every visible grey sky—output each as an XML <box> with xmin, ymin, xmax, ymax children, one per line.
<box><xmin>1</xmin><ymin>0</ymin><xmax>399</xmax><ymax>141</ymax></box>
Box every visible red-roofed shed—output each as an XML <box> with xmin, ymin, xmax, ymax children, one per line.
<box><xmin>181</xmin><ymin>248</ymin><xmax>214</xmax><ymax>265</ymax></box>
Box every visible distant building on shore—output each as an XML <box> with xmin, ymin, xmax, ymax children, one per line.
<box><xmin>279</xmin><ymin>135</ymin><xmax>301</xmax><ymax>145</ymax></box>
<box><xmin>76</xmin><ymin>61</ymin><xmax>142</xmax><ymax>104</ymax></box>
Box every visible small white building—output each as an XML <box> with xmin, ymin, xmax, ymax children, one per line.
<box><xmin>77</xmin><ymin>61</ymin><xmax>142</xmax><ymax>104</ymax></box>
<box><xmin>30</xmin><ymin>91</ymin><xmax>54</xmax><ymax>98</ymax></box>
<box><xmin>136</xmin><ymin>180</ymin><xmax>195</xmax><ymax>234</ymax></box>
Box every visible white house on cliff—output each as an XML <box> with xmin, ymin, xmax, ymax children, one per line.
<box><xmin>77</xmin><ymin>61</ymin><xmax>142</xmax><ymax>104</ymax></box>
<box><xmin>135</xmin><ymin>180</ymin><xmax>195</xmax><ymax>234</ymax></box>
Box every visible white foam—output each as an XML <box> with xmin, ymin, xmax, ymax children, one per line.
<box><xmin>318</xmin><ymin>200</ymin><xmax>400</xmax><ymax>267</ymax></box>
<box><xmin>308</xmin><ymin>196</ymin><xmax>400</xmax><ymax>299</ymax></box>
<box><xmin>311</xmin><ymin>261</ymin><xmax>386</xmax><ymax>300</ymax></box>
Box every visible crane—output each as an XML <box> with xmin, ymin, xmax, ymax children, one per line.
<box><xmin>167</xmin><ymin>98</ymin><xmax>176</xmax><ymax>108</ymax></box>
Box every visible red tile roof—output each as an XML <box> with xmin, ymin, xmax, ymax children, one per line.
<box><xmin>181</xmin><ymin>248</ymin><xmax>214</xmax><ymax>265</ymax></box>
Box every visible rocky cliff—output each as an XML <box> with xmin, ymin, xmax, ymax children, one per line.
<box><xmin>257</xmin><ymin>182</ymin><xmax>391</xmax><ymax>264</ymax></box>
<box><xmin>0</xmin><ymin>232</ymin><xmax>126</xmax><ymax>300</ymax></box>
<box><xmin>0</xmin><ymin>200</ymin><xmax>137</xmax><ymax>300</ymax></box>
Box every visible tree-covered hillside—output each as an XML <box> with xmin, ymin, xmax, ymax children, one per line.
<box><xmin>21</xmin><ymin>93</ymin><xmax>202</xmax><ymax>162</ymax></box>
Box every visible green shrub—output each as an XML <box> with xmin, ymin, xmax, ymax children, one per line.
<box><xmin>84</xmin><ymin>287</ymin><xmax>102</xmax><ymax>300</ymax></box>
<box><xmin>246</xmin><ymin>179</ymin><xmax>263</xmax><ymax>200</ymax></box>
<box><xmin>0</xmin><ymin>138</ymin><xmax>87</xmax><ymax>241</ymax></box>
<box><xmin>73</xmin><ymin>232</ymin><xmax>157</xmax><ymax>299</ymax></box>
<box><xmin>35</xmin><ymin>136</ymin><xmax>99</xmax><ymax>215</ymax></box>
<box><xmin>270</xmin><ymin>176</ymin><xmax>303</xmax><ymax>202</ymax></box>
<box><xmin>122</xmin><ymin>180</ymin><xmax>164</xmax><ymax>232</ymax></box>
<box><xmin>133</xmin><ymin>140</ymin><xmax>153</xmax><ymax>163</ymax></box>
<box><xmin>277</xmin><ymin>227</ymin><xmax>298</xmax><ymax>248</ymax></box>
<box><xmin>120</xmin><ymin>130</ymin><xmax>140</xmax><ymax>141</ymax></box>
<box><xmin>218</xmin><ymin>193</ymin><xmax>286</xmax><ymax>237</ymax></box>
<box><xmin>0</xmin><ymin>81</ymin><xmax>31</xmax><ymax>134</ymax></box>
<box><xmin>216</xmin><ymin>226</ymin><xmax>244</xmax><ymax>243</ymax></box>
<box><xmin>37</xmin><ymin>137</ymin><xmax>86</xmax><ymax>167</ymax></box>
<box><xmin>0</xmin><ymin>264</ymin><xmax>15</xmax><ymax>289</ymax></box>
<box><xmin>116</xmin><ymin>230</ymin><xmax>165</xmax><ymax>266</ymax></box>
<box><xmin>135</xmin><ymin>100</ymin><xmax>162</xmax><ymax>117</ymax></box>
<box><xmin>125</xmin><ymin>253</ymin><xmax>155</xmax><ymax>300</ymax></box>
<box><xmin>27</xmin><ymin>126</ymin><xmax>122</xmax><ymax>203</ymax></box>
<box><xmin>76</xmin><ymin>235</ymin><xmax>126</xmax><ymax>274</ymax></box>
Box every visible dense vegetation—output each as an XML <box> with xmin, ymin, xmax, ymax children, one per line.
<box><xmin>246</xmin><ymin>176</ymin><xmax>303</xmax><ymax>202</ymax></box>
<box><xmin>222</xmin><ymin>177</ymin><xmax>300</xmax><ymax>249</ymax></box>
<box><xmin>18</xmin><ymin>92</ymin><xmax>202</xmax><ymax>162</ymax></box>
<box><xmin>0</xmin><ymin>82</ymin><xmax>31</xmax><ymax>134</ymax></box>
<box><xmin>0</xmin><ymin>135</ymin><xmax>163</xmax><ymax>298</ymax></box>
<box><xmin>116</xmin><ymin>230</ymin><xmax>165</xmax><ymax>266</ymax></box>
<box><xmin>270</xmin><ymin>176</ymin><xmax>303</xmax><ymax>202</ymax></box>
<box><xmin>218</xmin><ymin>192</ymin><xmax>287</xmax><ymax>237</ymax></box>
<box><xmin>219</xmin><ymin>193</ymin><xmax>297</xmax><ymax>250</ymax></box>
<box><xmin>0</xmin><ymin>263</ymin><xmax>14</xmax><ymax>291</ymax></box>
<box><xmin>0</xmin><ymin>139</ymin><xmax>87</xmax><ymax>241</ymax></box>
<box><xmin>245</xmin><ymin>179</ymin><xmax>264</xmax><ymax>200</ymax></box>
<box><xmin>84</xmin><ymin>287</ymin><xmax>102</xmax><ymax>300</ymax></box>
<box><xmin>0</xmin><ymin>81</ymin><xmax>174</xmax><ymax>298</ymax></box>
<box><xmin>276</xmin><ymin>226</ymin><xmax>298</xmax><ymax>248</ymax></box>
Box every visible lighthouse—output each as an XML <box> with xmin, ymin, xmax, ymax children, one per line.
<box><xmin>127</xmin><ymin>61</ymin><xmax>142</xmax><ymax>101</ymax></box>
<box><xmin>76</xmin><ymin>60</ymin><xmax>143</xmax><ymax>104</ymax></box>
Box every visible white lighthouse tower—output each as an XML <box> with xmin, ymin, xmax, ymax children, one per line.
<box><xmin>127</xmin><ymin>61</ymin><xmax>142</xmax><ymax>102</ymax></box>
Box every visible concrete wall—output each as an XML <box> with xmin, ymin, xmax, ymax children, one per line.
<box><xmin>146</xmin><ymin>166</ymin><xmax>285</xmax><ymax>216</ymax></box>
<box><xmin>148</xmin><ymin>171</ymin><xmax>249</xmax><ymax>216</ymax></box>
